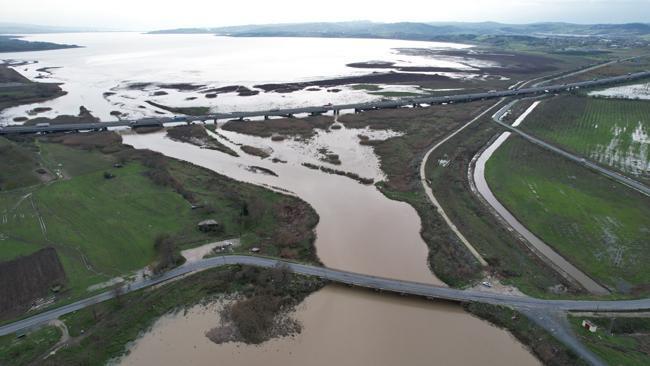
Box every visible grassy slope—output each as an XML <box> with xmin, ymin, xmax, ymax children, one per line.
<box><xmin>523</xmin><ymin>96</ymin><xmax>650</xmax><ymax>183</ymax></box>
<box><xmin>569</xmin><ymin>316</ymin><xmax>650</xmax><ymax>366</ymax></box>
<box><xmin>425</xmin><ymin>116</ymin><xmax>574</xmax><ymax>297</ymax></box>
<box><xmin>0</xmin><ymin>137</ymin><xmax>43</xmax><ymax>191</ymax></box>
<box><xmin>49</xmin><ymin>266</ymin><xmax>322</xmax><ymax>366</ymax></box>
<box><xmin>0</xmin><ymin>325</ymin><xmax>61</xmax><ymax>365</ymax></box>
<box><xmin>485</xmin><ymin>136</ymin><xmax>650</xmax><ymax>291</ymax></box>
<box><xmin>0</xmin><ymin>66</ymin><xmax>65</xmax><ymax>112</ymax></box>
<box><xmin>0</xmin><ymin>134</ymin><xmax>318</xmax><ymax>310</ymax></box>
<box><xmin>339</xmin><ymin>102</ymin><xmax>492</xmax><ymax>286</ymax></box>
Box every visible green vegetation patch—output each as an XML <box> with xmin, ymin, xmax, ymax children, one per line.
<box><xmin>0</xmin><ymin>325</ymin><xmax>61</xmax><ymax>366</ymax></box>
<box><xmin>46</xmin><ymin>266</ymin><xmax>323</xmax><ymax>365</ymax></box>
<box><xmin>425</xmin><ymin>115</ymin><xmax>574</xmax><ymax>297</ymax></box>
<box><xmin>523</xmin><ymin>96</ymin><xmax>650</xmax><ymax>183</ymax></box>
<box><xmin>0</xmin><ymin>66</ymin><xmax>66</xmax><ymax>112</ymax></box>
<box><xmin>145</xmin><ymin>100</ymin><xmax>210</xmax><ymax>116</ymax></box>
<box><xmin>350</xmin><ymin>84</ymin><xmax>382</xmax><ymax>91</ymax></box>
<box><xmin>485</xmin><ymin>136</ymin><xmax>650</xmax><ymax>291</ymax></box>
<box><xmin>0</xmin><ymin>133</ymin><xmax>318</xmax><ymax>317</ymax></box>
<box><xmin>466</xmin><ymin>303</ymin><xmax>587</xmax><ymax>366</ymax></box>
<box><xmin>569</xmin><ymin>316</ymin><xmax>650</xmax><ymax>366</ymax></box>
<box><xmin>339</xmin><ymin>102</ymin><xmax>494</xmax><ymax>286</ymax></box>
<box><xmin>0</xmin><ymin>137</ymin><xmax>46</xmax><ymax>190</ymax></box>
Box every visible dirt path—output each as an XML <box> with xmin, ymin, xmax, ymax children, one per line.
<box><xmin>418</xmin><ymin>101</ymin><xmax>504</xmax><ymax>267</ymax></box>
<box><xmin>42</xmin><ymin>319</ymin><xmax>69</xmax><ymax>360</ymax></box>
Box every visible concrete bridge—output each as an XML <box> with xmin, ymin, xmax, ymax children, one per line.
<box><xmin>1</xmin><ymin>255</ymin><xmax>648</xmax><ymax>366</ymax></box>
<box><xmin>1</xmin><ymin>70</ymin><xmax>649</xmax><ymax>135</ymax></box>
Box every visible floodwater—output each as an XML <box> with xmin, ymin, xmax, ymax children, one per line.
<box><xmin>0</xmin><ymin>33</ymin><xmax>477</xmax><ymax>123</ymax></box>
<box><xmin>120</xmin><ymin>123</ymin><xmax>540</xmax><ymax>365</ymax></box>
<box><xmin>473</xmin><ymin>102</ymin><xmax>610</xmax><ymax>295</ymax></box>
<box><xmin>119</xmin><ymin>285</ymin><xmax>540</xmax><ymax>366</ymax></box>
<box><xmin>123</xmin><ymin>124</ymin><xmax>438</xmax><ymax>284</ymax></box>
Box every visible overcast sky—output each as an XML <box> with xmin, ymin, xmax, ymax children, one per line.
<box><xmin>0</xmin><ymin>0</ymin><xmax>648</xmax><ymax>30</ymax></box>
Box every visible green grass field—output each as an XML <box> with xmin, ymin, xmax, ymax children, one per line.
<box><xmin>0</xmin><ymin>325</ymin><xmax>60</xmax><ymax>366</ymax></box>
<box><xmin>0</xmin><ymin>148</ymin><xmax>208</xmax><ymax>295</ymax></box>
<box><xmin>0</xmin><ymin>135</ymin><xmax>318</xmax><ymax>307</ymax></box>
<box><xmin>485</xmin><ymin>136</ymin><xmax>650</xmax><ymax>292</ymax></box>
<box><xmin>569</xmin><ymin>316</ymin><xmax>650</xmax><ymax>366</ymax></box>
<box><xmin>522</xmin><ymin>96</ymin><xmax>650</xmax><ymax>183</ymax></box>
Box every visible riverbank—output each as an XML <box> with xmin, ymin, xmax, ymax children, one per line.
<box><xmin>33</xmin><ymin>265</ymin><xmax>324</xmax><ymax>365</ymax></box>
<box><xmin>0</xmin><ymin>131</ymin><xmax>320</xmax><ymax>321</ymax></box>
<box><xmin>0</xmin><ymin>65</ymin><xmax>66</xmax><ymax>114</ymax></box>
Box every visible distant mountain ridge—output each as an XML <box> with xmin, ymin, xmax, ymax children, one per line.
<box><xmin>0</xmin><ymin>22</ymin><xmax>108</xmax><ymax>34</ymax></box>
<box><xmin>149</xmin><ymin>21</ymin><xmax>650</xmax><ymax>39</ymax></box>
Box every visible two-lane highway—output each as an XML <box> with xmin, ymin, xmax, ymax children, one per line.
<box><xmin>2</xmin><ymin>255</ymin><xmax>649</xmax><ymax>337</ymax></box>
<box><xmin>2</xmin><ymin>70</ymin><xmax>649</xmax><ymax>135</ymax></box>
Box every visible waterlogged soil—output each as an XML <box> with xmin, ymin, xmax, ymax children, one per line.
<box><xmin>119</xmin><ymin>286</ymin><xmax>540</xmax><ymax>366</ymax></box>
<box><xmin>123</xmin><ymin>122</ymin><xmax>436</xmax><ymax>283</ymax></box>
<box><xmin>120</xmin><ymin>122</ymin><xmax>541</xmax><ymax>366</ymax></box>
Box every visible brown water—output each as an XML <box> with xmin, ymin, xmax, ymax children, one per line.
<box><xmin>119</xmin><ymin>125</ymin><xmax>541</xmax><ymax>365</ymax></box>
<box><xmin>123</xmin><ymin>125</ymin><xmax>438</xmax><ymax>284</ymax></box>
<box><xmin>119</xmin><ymin>285</ymin><xmax>540</xmax><ymax>366</ymax></box>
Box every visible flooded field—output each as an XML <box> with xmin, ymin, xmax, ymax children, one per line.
<box><xmin>473</xmin><ymin>102</ymin><xmax>610</xmax><ymax>295</ymax></box>
<box><xmin>589</xmin><ymin>82</ymin><xmax>650</xmax><ymax>100</ymax></box>
<box><xmin>119</xmin><ymin>285</ymin><xmax>540</xmax><ymax>366</ymax></box>
<box><xmin>119</xmin><ymin>121</ymin><xmax>542</xmax><ymax>365</ymax></box>
<box><xmin>0</xmin><ymin>33</ymin><xmax>477</xmax><ymax>123</ymax></box>
<box><xmin>123</xmin><ymin>123</ymin><xmax>437</xmax><ymax>284</ymax></box>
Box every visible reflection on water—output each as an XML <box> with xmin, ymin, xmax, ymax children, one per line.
<box><xmin>123</xmin><ymin>125</ymin><xmax>438</xmax><ymax>284</ymax></box>
<box><xmin>1</xmin><ymin>33</ymin><xmax>472</xmax><ymax>123</ymax></box>
<box><xmin>119</xmin><ymin>124</ymin><xmax>540</xmax><ymax>366</ymax></box>
<box><xmin>119</xmin><ymin>285</ymin><xmax>540</xmax><ymax>366</ymax></box>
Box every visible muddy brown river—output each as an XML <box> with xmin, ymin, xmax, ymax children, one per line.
<box><xmin>118</xmin><ymin>123</ymin><xmax>540</xmax><ymax>365</ymax></box>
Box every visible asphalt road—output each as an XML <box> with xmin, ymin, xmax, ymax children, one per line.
<box><xmin>2</xmin><ymin>255</ymin><xmax>649</xmax><ymax>337</ymax></box>
<box><xmin>492</xmin><ymin>101</ymin><xmax>650</xmax><ymax>197</ymax></box>
<box><xmin>418</xmin><ymin>99</ymin><xmax>505</xmax><ymax>267</ymax></box>
<box><xmin>2</xmin><ymin>70</ymin><xmax>649</xmax><ymax>135</ymax></box>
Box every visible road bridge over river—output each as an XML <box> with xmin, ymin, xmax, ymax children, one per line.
<box><xmin>1</xmin><ymin>70</ymin><xmax>649</xmax><ymax>135</ymax></box>
<box><xmin>1</xmin><ymin>255</ymin><xmax>648</xmax><ymax>365</ymax></box>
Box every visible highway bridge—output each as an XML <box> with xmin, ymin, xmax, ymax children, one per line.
<box><xmin>2</xmin><ymin>255</ymin><xmax>650</xmax><ymax>338</ymax></box>
<box><xmin>1</xmin><ymin>70</ymin><xmax>649</xmax><ymax>135</ymax></box>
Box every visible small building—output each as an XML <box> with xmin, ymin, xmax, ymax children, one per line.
<box><xmin>250</xmin><ymin>247</ymin><xmax>261</xmax><ymax>254</ymax></box>
<box><xmin>582</xmin><ymin>320</ymin><xmax>598</xmax><ymax>333</ymax></box>
<box><xmin>197</xmin><ymin>219</ymin><xmax>220</xmax><ymax>232</ymax></box>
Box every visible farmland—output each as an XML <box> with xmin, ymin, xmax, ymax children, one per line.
<box><xmin>485</xmin><ymin>136</ymin><xmax>650</xmax><ymax>292</ymax></box>
<box><xmin>423</xmin><ymin>113</ymin><xmax>575</xmax><ymax>298</ymax></box>
<box><xmin>569</xmin><ymin>316</ymin><xmax>650</xmax><ymax>366</ymax></box>
<box><xmin>0</xmin><ymin>133</ymin><xmax>318</xmax><ymax>319</ymax></box>
<box><xmin>522</xmin><ymin>95</ymin><xmax>650</xmax><ymax>183</ymax></box>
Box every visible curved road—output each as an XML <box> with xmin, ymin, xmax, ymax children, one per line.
<box><xmin>2</xmin><ymin>254</ymin><xmax>650</xmax><ymax>338</ymax></box>
<box><xmin>418</xmin><ymin>100</ymin><xmax>505</xmax><ymax>266</ymax></box>
<box><xmin>476</xmin><ymin>101</ymin><xmax>611</xmax><ymax>295</ymax></box>
<box><xmin>491</xmin><ymin>102</ymin><xmax>650</xmax><ymax>197</ymax></box>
